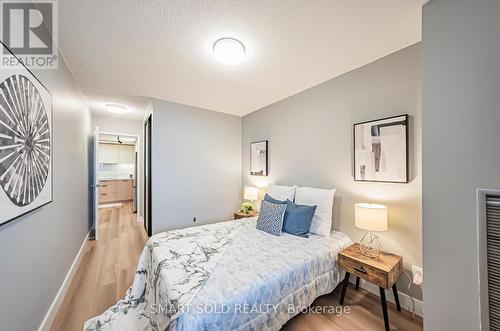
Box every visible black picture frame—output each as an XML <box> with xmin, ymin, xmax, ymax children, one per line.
<box><xmin>0</xmin><ymin>41</ymin><xmax>54</xmax><ymax>227</ymax></box>
<box><xmin>250</xmin><ymin>140</ymin><xmax>268</xmax><ymax>176</ymax></box>
<box><xmin>353</xmin><ymin>114</ymin><xmax>409</xmax><ymax>183</ymax></box>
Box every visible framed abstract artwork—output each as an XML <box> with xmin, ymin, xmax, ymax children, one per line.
<box><xmin>250</xmin><ymin>140</ymin><xmax>268</xmax><ymax>176</ymax></box>
<box><xmin>353</xmin><ymin>115</ymin><xmax>408</xmax><ymax>183</ymax></box>
<box><xmin>0</xmin><ymin>42</ymin><xmax>53</xmax><ymax>226</ymax></box>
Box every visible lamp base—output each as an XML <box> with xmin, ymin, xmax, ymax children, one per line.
<box><xmin>359</xmin><ymin>232</ymin><xmax>383</xmax><ymax>258</ymax></box>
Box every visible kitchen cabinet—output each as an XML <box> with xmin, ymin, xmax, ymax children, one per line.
<box><xmin>119</xmin><ymin>145</ymin><xmax>135</xmax><ymax>163</ymax></box>
<box><xmin>99</xmin><ymin>180</ymin><xmax>118</xmax><ymax>203</ymax></box>
<box><xmin>99</xmin><ymin>143</ymin><xmax>135</xmax><ymax>164</ymax></box>
<box><xmin>99</xmin><ymin>144</ymin><xmax>120</xmax><ymax>163</ymax></box>
<box><xmin>99</xmin><ymin>179</ymin><xmax>133</xmax><ymax>203</ymax></box>
<box><xmin>118</xmin><ymin>179</ymin><xmax>134</xmax><ymax>201</ymax></box>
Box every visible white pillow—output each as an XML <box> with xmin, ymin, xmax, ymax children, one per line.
<box><xmin>294</xmin><ymin>187</ymin><xmax>336</xmax><ymax>237</ymax></box>
<box><xmin>267</xmin><ymin>184</ymin><xmax>296</xmax><ymax>202</ymax></box>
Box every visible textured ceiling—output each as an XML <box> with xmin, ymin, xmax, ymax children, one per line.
<box><xmin>59</xmin><ymin>0</ymin><xmax>422</xmax><ymax>117</ymax></box>
<box><xmin>83</xmin><ymin>91</ymin><xmax>150</xmax><ymax>120</ymax></box>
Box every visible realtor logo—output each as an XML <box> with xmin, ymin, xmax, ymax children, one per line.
<box><xmin>0</xmin><ymin>0</ymin><xmax>58</xmax><ymax>68</ymax></box>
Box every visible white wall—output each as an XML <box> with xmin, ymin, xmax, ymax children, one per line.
<box><xmin>0</xmin><ymin>53</ymin><xmax>91</xmax><ymax>330</ymax></box>
<box><xmin>422</xmin><ymin>1</ymin><xmax>500</xmax><ymax>330</ymax></box>
<box><xmin>151</xmin><ymin>98</ymin><xmax>241</xmax><ymax>233</ymax></box>
<box><xmin>91</xmin><ymin>114</ymin><xmax>144</xmax><ymax>216</ymax></box>
<box><xmin>92</xmin><ymin>114</ymin><xmax>143</xmax><ymax>138</ymax></box>
<box><xmin>242</xmin><ymin>44</ymin><xmax>422</xmax><ymax>299</ymax></box>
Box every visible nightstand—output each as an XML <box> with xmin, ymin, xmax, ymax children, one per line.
<box><xmin>233</xmin><ymin>211</ymin><xmax>258</xmax><ymax>220</ymax></box>
<box><xmin>338</xmin><ymin>243</ymin><xmax>403</xmax><ymax>331</ymax></box>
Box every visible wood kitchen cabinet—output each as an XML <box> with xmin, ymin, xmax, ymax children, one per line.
<box><xmin>118</xmin><ymin>180</ymin><xmax>134</xmax><ymax>201</ymax></box>
<box><xmin>99</xmin><ymin>180</ymin><xmax>118</xmax><ymax>203</ymax></box>
<box><xmin>99</xmin><ymin>179</ymin><xmax>133</xmax><ymax>203</ymax></box>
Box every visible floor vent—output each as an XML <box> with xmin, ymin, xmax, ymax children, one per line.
<box><xmin>486</xmin><ymin>195</ymin><xmax>500</xmax><ymax>330</ymax></box>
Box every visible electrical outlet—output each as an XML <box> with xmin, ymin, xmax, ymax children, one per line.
<box><xmin>412</xmin><ymin>265</ymin><xmax>423</xmax><ymax>285</ymax></box>
<box><xmin>193</xmin><ymin>217</ymin><xmax>197</xmax><ymax>223</ymax></box>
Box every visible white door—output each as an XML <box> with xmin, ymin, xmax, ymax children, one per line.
<box><xmin>92</xmin><ymin>128</ymin><xmax>100</xmax><ymax>240</ymax></box>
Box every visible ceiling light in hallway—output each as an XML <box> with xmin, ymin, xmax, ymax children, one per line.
<box><xmin>213</xmin><ymin>38</ymin><xmax>245</xmax><ymax>65</ymax></box>
<box><xmin>105</xmin><ymin>104</ymin><xmax>128</xmax><ymax>114</ymax></box>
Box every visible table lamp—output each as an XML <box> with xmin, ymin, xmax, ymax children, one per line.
<box><xmin>355</xmin><ymin>203</ymin><xmax>388</xmax><ymax>258</ymax></box>
<box><xmin>241</xmin><ymin>186</ymin><xmax>259</xmax><ymax>214</ymax></box>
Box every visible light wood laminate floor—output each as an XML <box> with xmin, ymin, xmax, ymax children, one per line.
<box><xmin>51</xmin><ymin>202</ymin><xmax>148</xmax><ymax>331</ymax></box>
<box><xmin>51</xmin><ymin>203</ymin><xmax>422</xmax><ymax>331</ymax></box>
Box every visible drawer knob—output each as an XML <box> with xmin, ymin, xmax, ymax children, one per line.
<box><xmin>354</xmin><ymin>265</ymin><xmax>367</xmax><ymax>274</ymax></box>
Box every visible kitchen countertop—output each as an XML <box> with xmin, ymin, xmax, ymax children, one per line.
<box><xmin>99</xmin><ymin>177</ymin><xmax>134</xmax><ymax>181</ymax></box>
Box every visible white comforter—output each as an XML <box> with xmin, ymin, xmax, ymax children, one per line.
<box><xmin>85</xmin><ymin>217</ymin><xmax>352</xmax><ymax>331</ymax></box>
<box><xmin>171</xmin><ymin>218</ymin><xmax>352</xmax><ymax>331</ymax></box>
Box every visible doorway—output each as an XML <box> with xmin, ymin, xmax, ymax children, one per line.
<box><xmin>91</xmin><ymin>129</ymin><xmax>141</xmax><ymax>239</ymax></box>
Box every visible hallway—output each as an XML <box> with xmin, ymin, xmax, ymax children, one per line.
<box><xmin>50</xmin><ymin>203</ymin><xmax>147</xmax><ymax>330</ymax></box>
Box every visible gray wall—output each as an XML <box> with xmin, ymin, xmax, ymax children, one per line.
<box><xmin>0</xmin><ymin>54</ymin><xmax>91</xmax><ymax>330</ymax></box>
<box><xmin>422</xmin><ymin>1</ymin><xmax>500</xmax><ymax>330</ymax></box>
<box><xmin>91</xmin><ymin>114</ymin><xmax>145</xmax><ymax>216</ymax></box>
<box><xmin>242</xmin><ymin>44</ymin><xmax>422</xmax><ymax>298</ymax></box>
<box><xmin>151</xmin><ymin>99</ymin><xmax>241</xmax><ymax>233</ymax></box>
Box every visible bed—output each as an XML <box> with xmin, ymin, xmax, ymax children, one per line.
<box><xmin>84</xmin><ymin>217</ymin><xmax>352</xmax><ymax>331</ymax></box>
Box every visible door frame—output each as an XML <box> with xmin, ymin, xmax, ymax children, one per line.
<box><xmin>144</xmin><ymin>114</ymin><xmax>152</xmax><ymax>236</ymax></box>
<box><xmin>97</xmin><ymin>130</ymin><xmax>141</xmax><ymax>222</ymax></box>
<box><xmin>92</xmin><ymin>128</ymin><xmax>100</xmax><ymax>240</ymax></box>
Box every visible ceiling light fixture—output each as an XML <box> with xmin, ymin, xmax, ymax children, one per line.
<box><xmin>213</xmin><ymin>38</ymin><xmax>245</xmax><ymax>66</ymax></box>
<box><xmin>105</xmin><ymin>103</ymin><xmax>127</xmax><ymax>114</ymax></box>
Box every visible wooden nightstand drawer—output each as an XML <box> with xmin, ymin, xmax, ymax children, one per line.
<box><xmin>338</xmin><ymin>243</ymin><xmax>403</xmax><ymax>289</ymax></box>
<box><xmin>338</xmin><ymin>243</ymin><xmax>404</xmax><ymax>331</ymax></box>
<box><xmin>339</xmin><ymin>254</ymin><xmax>390</xmax><ymax>288</ymax></box>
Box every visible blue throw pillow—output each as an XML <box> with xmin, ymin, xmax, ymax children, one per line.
<box><xmin>282</xmin><ymin>200</ymin><xmax>316</xmax><ymax>238</ymax></box>
<box><xmin>256</xmin><ymin>200</ymin><xmax>287</xmax><ymax>236</ymax></box>
<box><xmin>264</xmin><ymin>193</ymin><xmax>287</xmax><ymax>205</ymax></box>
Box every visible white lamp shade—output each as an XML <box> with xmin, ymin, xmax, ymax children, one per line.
<box><xmin>354</xmin><ymin>203</ymin><xmax>388</xmax><ymax>232</ymax></box>
<box><xmin>243</xmin><ymin>186</ymin><xmax>259</xmax><ymax>201</ymax></box>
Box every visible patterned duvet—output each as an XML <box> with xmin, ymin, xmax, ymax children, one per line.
<box><xmin>84</xmin><ymin>217</ymin><xmax>352</xmax><ymax>331</ymax></box>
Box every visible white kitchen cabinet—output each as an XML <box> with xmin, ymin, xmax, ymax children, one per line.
<box><xmin>99</xmin><ymin>143</ymin><xmax>135</xmax><ymax>164</ymax></box>
<box><xmin>99</xmin><ymin>143</ymin><xmax>120</xmax><ymax>163</ymax></box>
<box><xmin>119</xmin><ymin>145</ymin><xmax>135</xmax><ymax>163</ymax></box>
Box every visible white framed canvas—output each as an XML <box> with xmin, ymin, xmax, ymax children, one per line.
<box><xmin>0</xmin><ymin>42</ymin><xmax>53</xmax><ymax>226</ymax></box>
<box><xmin>250</xmin><ymin>140</ymin><xmax>268</xmax><ymax>176</ymax></box>
<box><xmin>354</xmin><ymin>114</ymin><xmax>408</xmax><ymax>183</ymax></box>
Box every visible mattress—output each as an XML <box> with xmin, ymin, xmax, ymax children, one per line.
<box><xmin>84</xmin><ymin>217</ymin><xmax>352</xmax><ymax>331</ymax></box>
<box><xmin>171</xmin><ymin>217</ymin><xmax>352</xmax><ymax>331</ymax></box>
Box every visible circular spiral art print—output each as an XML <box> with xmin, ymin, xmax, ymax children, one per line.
<box><xmin>0</xmin><ymin>74</ymin><xmax>50</xmax><ymax>207</ymax></box>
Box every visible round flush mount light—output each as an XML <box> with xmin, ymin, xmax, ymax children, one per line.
<box><xmin>213</xmin><ymin>38</ymin><xmax>245</xmax><ymax>66</ymax></box>
<box><xmin>105</xmin><ymin>103</ymin><xmax>127</xmax><ymax>114</ymax></box>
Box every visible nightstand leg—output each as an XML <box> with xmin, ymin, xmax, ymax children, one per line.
<box><xmin>379</xmin><ymin>287</ymin><xmax>390</xmax><ymax>331</ymax></box>
<box><xmin>339</xmin><ymin>272</ymin><xmax>350</xmax><ymax>305</ymax></box>
<box><xmin>392</xmin><ymin>283</ymin><xmax>401</xmax><ymax>311</ymax></box>
<box><xmin>355</xmin><ymin>276</ymin><xmax>360</xmax><ymax>290</ymax></box>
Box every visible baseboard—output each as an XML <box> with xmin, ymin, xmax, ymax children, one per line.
<box><xmin>38</xmin><ymin>231</ymin><xmax>90</xmax><ymax>331</ymax></box>
<box><xmin>350</xmin><ymin>278</ymin><xmax>423</xmax><ymax>318</ymax></box>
